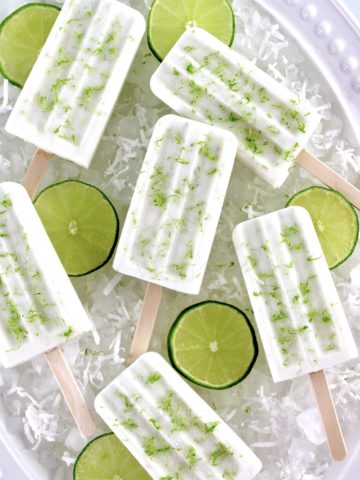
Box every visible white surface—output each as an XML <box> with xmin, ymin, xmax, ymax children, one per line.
<box><xmin>0</xmin><ymin>440</ymin><xmax>24</xmax><ymax>479</ymax></box>
<box><xmin>253</xmin><ymin>0</ymin><xmax>360</xmax><ymax>149</ymax></box>
<box><xmin>344</xmin><ymin>0</ymin><xmax>360</xmax><ymax>18</ymax></box>
<box><xmin>0</xmin><ymin>0</ymin><xmax>359</xmax><ymax>479</ymax></box>
<box><xmin>114</xmin><ymin>114</ymin><xmax>238</xmax><ymax>294</ymax></box>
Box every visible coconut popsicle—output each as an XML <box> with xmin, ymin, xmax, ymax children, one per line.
<box><xmin>150</xmin><ymin>28</ymin><xmax>360</xmax><ymax>210</ymax></box>
<box><xmin>95</xmin><ymin>351</ymin><xmax>262</xmax><ymax>480</ymax></box>
<box><xmin>113</xmin><ymin>114</ymin><xmax>238</xmax><ymax>294</ymax></box>
<box><xmin>232</xmin><ymin>206</ymin><xmax>357</xmax><ymax>381</ymax></box>
<box><xmin>233</xmin><ymin>206</ymin><xmax>358</xmax><ymax>459</ymax></box>
<box><xmin>0</xmin><ymin>182</ymin><xmax>92</xmax><ymax>366</ymax></box>
<box><xmin>113</xmin><ymin>114</ymin><xmax>237</xmax><ymax>363</ymax></box>
<box><xmin>150</xmin><ymin>27</ymin><xmax>319</xmax><ymax>188</ymax></box>
<box><xmin>0</xmin><ymin>181</ymin><xmax>95</xmax><ymax>435</ymax></box>
<box><xmin>6</xmin><ymin>0</ymin><xmax>145</xmax><ymax>169</ymax></box>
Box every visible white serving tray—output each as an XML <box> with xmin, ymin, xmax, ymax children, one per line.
<box><xmin>0</xmin><ymin>0</ymin><xmax>359</xmax><ymax>479</ymax></box>
<box><xmin>254</xmin><ymin>0</ymin><xmax>360</xmax><ymax>151</ymax></box>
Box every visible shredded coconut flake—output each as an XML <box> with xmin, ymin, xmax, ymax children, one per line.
<box><xmin>0</xmin><ymin>80</ymin><xmax>11</xmax><ymax>115</ymax></box>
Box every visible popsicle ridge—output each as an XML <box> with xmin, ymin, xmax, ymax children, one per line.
<box><xmin>0</xmin><ymin>193</ymin><xmax>63</xmax><ymax>346</ymax></box>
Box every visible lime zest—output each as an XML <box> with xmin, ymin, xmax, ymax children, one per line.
<box><xmin>118</xmin><ymin>392</ymin><xmax>135</xmax><ymax>413</ymax></box>
<box><xmin>147</xmin><ymin>372</ymin><xmax>162</xmax><ymax>384</ymax></box>
<box><xmin>121</xmin><ymin>418</ymin><xmax>139</xmax><ymax>431</ymax></box>
<box><xmin>186</xmin><ymin>446</ymin><xmax>200</xmax><ymax>469</ymax></box>
<box><xmin>6</xmin><ymin>298</ymin><xmax>28</xmax><ymax>342</ymax></box>
<box><xmin>204</xmin><ymin>421</ymin><xmax>219</xmax><ymax>434</ymax></box>
<box><xmin>143</xmin><ymin>435</ymin><xmax>174</xmax><ymax>458</ymax></box>
<box><xmin>63</xmin><ymin>326</ymin><xmax>74</xmax><ymax>338</ymax></box>
<box><xmin>209</xmin><ymin>442</ymin><xmax>233</xmax><ymax>466</ymax></box>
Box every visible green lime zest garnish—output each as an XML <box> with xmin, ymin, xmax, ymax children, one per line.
<box><xmin>147</xmin><ymin>372</ymin><xmax>161</xmax><ymax>384</ymax></box>
<box><xmin>209</xmin><ymin>442</ymin><xmax>233</xmax><ymax>466</ymax></box>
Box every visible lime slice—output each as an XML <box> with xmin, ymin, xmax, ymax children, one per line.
<box><xmin>286</xmin><ymin>186</ymin><xmax>359</xmax><ymax>269</ymax></box>
<box><xmin>0</xmin><ymin>3</ymin><xmax>60</xmax><ymax>88</ymax></box>
<box><xmin>168</xmin><ymin>301</ymin><xmax>258</xmax><ymax>389</ymax></box>
<box><xmin>34</xmin><ymin>180</ymin><xmax>119</xmax><ymax>277</ymax></box>
<box><xmin>147</xmin><ymin>0</ymin><xmax>235</xmax><ymax>61</ymax></box>
<box><xmin>73</xmin><ymin>433</ymin><xmax>151</xmax><ymax>480</ymax></box>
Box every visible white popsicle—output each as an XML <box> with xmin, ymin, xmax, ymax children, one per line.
<box><xmin>95</xmin><ymin>352</ymin><xmax>262</xmax><ymax>480</ymax></box>
<box><xmin>113</xmin><ymin>114</ymin><xmax>238</xmax><ymax>294</ymax></box>
<box><xmin>232</xmin><ymin>206</ymin><xmax>357</xmax><ymax>382</ymax></box>
<box><xmin>150</xmin><ymin>27</ymin><xmax>320</xmax><ymax>188</ymax></box>
<box><xmin>6</xmin><ymin>0</ymin><xmax>145</xmax><ymax>168</ymax></box>
<box><xmin>0</xmin><ymin>182</ymin><xmax>92</xmax><ymax>367</ymax></box>
<box><xmin>0</xmin><ymin>182</ymin><xmax>95</xmax><ymax>435</ymax></box>
<box><xmin>151</xmin><ymin>28</ymin><xmax>360</xmax><ymax>212</ymax></box>
<box><xmin>232</xmin><ymin>206</ymin><xmax>358</xmax><ymax>460</ymax></box>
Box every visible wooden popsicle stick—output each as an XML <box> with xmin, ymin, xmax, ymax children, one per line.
<box><xmin>297</xmin><ymin>150</ymin><xmax>360</xmax><ymax>210</ymax></box>
<box><xmin>22</xmin><ymin>148</ymin><xmax>53</xmax><ymax>198</ymax></box>
<box><xmin>309</xmin><ymin>370</ymin><xmax>346</xmax><ymax>461</ymax></box>
<box><xmin>127</xmin><ymin>283</ymin><xmax>163</xmax><ymax>366</ymax></box>
<box><xmin>21</xmin><ymin>162</ymin><xmax>96</xmax><ymax>438</ymax></box>
<box><xmin>45</xmin><ymin>348</ymin><xmax>96</xmax><ymax>437</ymax></box>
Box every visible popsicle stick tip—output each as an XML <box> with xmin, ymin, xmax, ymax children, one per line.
<box><xmin>79</xmin><ymin>417</ymin><xmax>97</xmax><ymax>438</ymax></box>
<box><xmin>309</xmin><ymin>370</ymin><xmax>347</xmax><ymax>461</ymax></box>
<box><xmin>332</xmin><ymin>446</ymin><xmax>347</xmax><ymax>462</ymax></box>
<box><xmin>297</xmin><ymin>149</ymin><xmax>360</xmax><ymax>211</ymax></box>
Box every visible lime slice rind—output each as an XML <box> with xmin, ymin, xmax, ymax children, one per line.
<box><xmin>0</xmin><ymin>3</ymin><xmax>60</xmax><ymax>88</ymax></box>
<box><xmin>34</xmin><ymin>180</ymin><xmax>119</xmax><ymax>277</ymax></box>
<box><xmin>147</xmin><ymin>0</ymin><xmax>235</xmax><ymax>62</ymax></box>
<box><xmin>73</xmin><ymin>433</ymin><xmax>151</xmax><ymax>480</ymax></box>
<box><xmin>286</xmin><ymin>186</ymin><xmax>359</xmax><ymax>269</ymax></box>
<box><xmin>168</xmin><ymin>300</ymin><xmax>258</xmax><ymax>390</ymax></box>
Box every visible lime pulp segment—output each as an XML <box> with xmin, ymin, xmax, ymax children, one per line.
<box><xmin>73</xmin><ymin>433</ymin><xmax>151</xmax><ymax>480</ymax></box>
<box><xmin>0</xmin><ymin>3</ymin><xmax>60</xmax><ymax>88</ymax></box>
<box><xmin>286</xmin><ymin>186</ymin><xmax>359</xmax><ymax>269</ymax></box>
<box><xmin>147</xmin><ymin>0</ymin><xmax>235</xmax><ymax>61</ymax></box>
<box><xmin>34</xmin><ymin>180</ymin><xmax>119</xmax><ymax>277</ymax></box>
<box><xmin>168</xmin><ymin>301</ymin><xmax>258</xmax><ymax>389</ymax></box>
